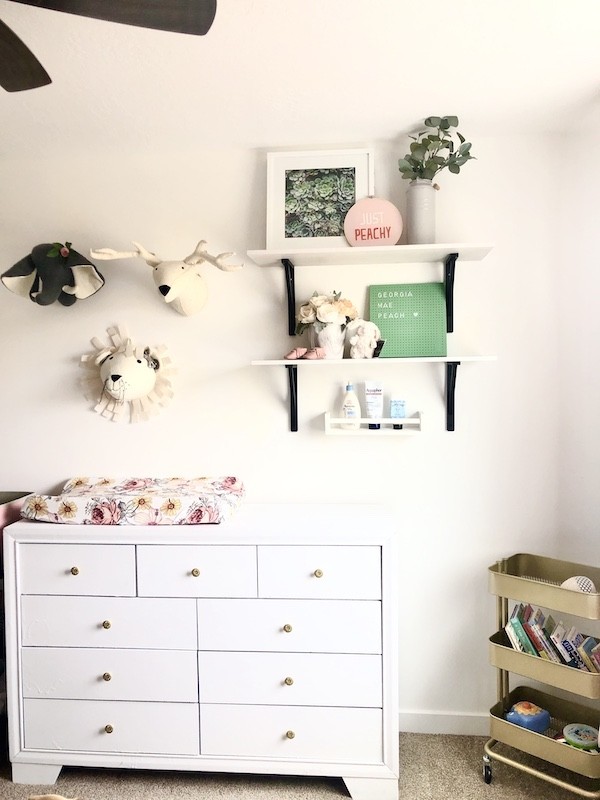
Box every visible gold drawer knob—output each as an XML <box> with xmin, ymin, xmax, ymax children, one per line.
<box><xmin>286</xmin><ymin>730</ymin><xmax>295</xmax><ymax>739</ymax></box>
<box><xmin>284</xmin><ymin>677</ymin><xmax>294</xmax><ymax>686</ymax></box>
<box><xmin>191</xmin><ymin>568</ymin><xmax>200</xmax><ymax>577</ymax></box>
<box><xmin>102</xmin><ymin>620</ymin><xmax>111</xmax><ymax>630</ymax></box>
<box><xmin>104</xmin><ymin>724</ymin><xmax>114</xmax><ymax>734</ymax></box>
<box><xmin>282</xmin><ymin>624</ymin><xmax>293</xmax><ymax>633</ymax></box>
<box><xmin>70</xmin><ymin>566</ymin><xmax>79</xmax><ymax>575</ymax></box>
<box><xmin>102</xmin><ymin>672</ymin><xmax>112</xmax><ymax>682</ymax></box>
<box><xmin>313</xmin><ymin>569</ymin><xmax>323</xmax><ymax>578</ymax></box>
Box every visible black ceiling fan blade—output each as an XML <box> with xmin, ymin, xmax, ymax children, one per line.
<box><xmin>0</xmin><ymin>18</ymin><xmax>51</xmax><ymax>91</ymax></box>
<box><xmin>7</xmin><ymin>0</ymin><xmax>217</xmax><ymax>36</ymax></box>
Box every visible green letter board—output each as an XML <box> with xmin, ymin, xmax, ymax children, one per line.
<box><xmin>369</xmin><ymin>282</ymin><xmax>447</xmax><ymax>357</ymax></box>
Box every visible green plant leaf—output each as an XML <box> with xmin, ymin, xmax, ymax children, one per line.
<box><xmin>410</xmin><ymin>142</ymin><xmax>427</xmax><ymax>158</ymax></box>
<box><xmin>400</xmin><ymin>115</ymin><xmax>473</xmax><ymax>182</ymax></box>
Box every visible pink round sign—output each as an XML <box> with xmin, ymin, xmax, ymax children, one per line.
<box><xmin>344</xmin><ymin>197</ymin><xmax>403</xmax><ymax>247</ymax></box>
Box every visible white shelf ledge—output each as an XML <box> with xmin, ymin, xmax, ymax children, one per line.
<box><xmin>324</xmin><ymin>412</ymin><xmax>423</xmax><ymax>436</ymax></box>
<box><xmin>251</xmin><ymin>354</ymin><xmax>496</xmax><ymax>366</ymax></box>
<box><xmin>247</xmin><ymin>243</ymin><xmax>493</xmax><ymax>267</ymax></box>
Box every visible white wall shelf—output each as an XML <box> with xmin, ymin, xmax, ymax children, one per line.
<box><xmin>247</xmin><ymin>243</ymin><xmax>493</xmax><ymax>267</ymax></box>
<box><xmin>247</xmin><ymin>243</ymin><xmax>493</xmax><ymax>335</ymax></box>
<box><xmin>247</xmin><ymin>243</ymin><xmax>495</xmax><ymax>433</ymax></box>
<box><xmin>324</xmin><ymin>412</ymin><xmax>423</xmax><ymax>435</ymax></box>
<box><xmin>251</xmin><ymin>355</ymin><xmax>495</xmax><ymax>433</ymax></box>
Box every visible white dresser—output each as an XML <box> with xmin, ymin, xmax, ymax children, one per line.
<box><xmin>3</xmin><ymin>504</ymin><xmax>399</xmax><ymax>800</ymax></box>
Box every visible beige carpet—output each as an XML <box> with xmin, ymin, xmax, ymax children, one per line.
<box><xmin>0</xmin><ymin>733</ymin><xmax>591</xmax><ymax>799</ymax></box>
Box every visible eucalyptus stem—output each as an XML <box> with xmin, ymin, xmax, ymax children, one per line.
<box><xmin>398</xmin><ymin>115</ymin><xmax>475</xmax><ymax>182</ymax></box>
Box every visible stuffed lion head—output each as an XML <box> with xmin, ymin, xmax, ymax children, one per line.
<box><xmin>81</xmin><ymin>325</ymin><xmax>174</xmax><ymax>422</ymax></box>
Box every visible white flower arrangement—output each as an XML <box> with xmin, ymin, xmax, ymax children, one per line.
<box><xmin>295</xmin><ymin>290</ymin><xmax>359</xmax><ymax>335</ymax></box>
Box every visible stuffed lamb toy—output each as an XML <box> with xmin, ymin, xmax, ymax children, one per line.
<box><xmin>345</xmin><ymin>319</ymin><xmax>382</xmax><ymax>359</ymax></box>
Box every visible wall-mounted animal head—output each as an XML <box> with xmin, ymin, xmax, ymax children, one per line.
<box><xmin>90</xmin><ymin>240</ymin><xmax>242</xmax><ymax>316</ymax></box>
<box><xmin>80</xmin><ymin>324</ymin><xmax>175</xmax><ymax>423</ymax></box>
<box><xmin>1</xmin><ymin>242</ymin><xmax>104</xmax><ymax>306</ymax></box>
<box><xmin>99</xmin><ymin>345</ymin><xmax>160</xmax><ymax>403</ymax></box>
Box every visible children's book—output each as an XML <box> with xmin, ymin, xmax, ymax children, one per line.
<box><xmin>507</xmin><ymin>604</ymin><xmax>538</xmax><ymax>657</ymax></box>
<box><xmin>550</xmin><ymin>620</ymin><xmax>579</xmax><ymax>667</ymax></box>
<box><xmin>577</xmin><ymin>636</ymin><xmax>600</xmax><ymax>673</ymax></box>
<box><xmin>562</xmin><ymin>627</ymin><xmax>588</xmax><ymax>670</ymax></box>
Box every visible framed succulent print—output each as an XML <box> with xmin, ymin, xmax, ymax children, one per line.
<box><xmin>266</xmin><ymin>149</ymin><xmax>375</xmax><ymax>250</ymax></box>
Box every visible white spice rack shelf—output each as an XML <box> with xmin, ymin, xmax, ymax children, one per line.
<box><xmin>324</xmin><ymin>412</ymin><xmax>423</xmax><ymax>436</ymax></box>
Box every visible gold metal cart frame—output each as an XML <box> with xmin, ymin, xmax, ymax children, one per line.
<box><xmin>485</xmin><ymin>554</ymin><xmax>600</xmax><ymax>797</ymax></box>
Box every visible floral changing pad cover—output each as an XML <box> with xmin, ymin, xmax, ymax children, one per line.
<box><xmin>20</xmin><ymin>476</ymin><xmax>245</xmax><ymax>525</ymax></box>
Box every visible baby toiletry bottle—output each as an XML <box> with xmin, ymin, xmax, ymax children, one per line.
<box><xmin>340</xmin><ymin>382</ymin><xmax>361</xmax><ymax>430</ymax></box>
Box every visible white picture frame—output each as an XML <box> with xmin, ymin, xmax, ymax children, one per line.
<box><xmin>266</xmin><ymin>148</ymin><xmax>375</xmax><ymax>250</ymax></box>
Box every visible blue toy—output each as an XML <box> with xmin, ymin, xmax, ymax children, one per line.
<box><xmin>506</xmin><ymin>701</ymin><xmax>551</xmax><ymax>733</ymax></box>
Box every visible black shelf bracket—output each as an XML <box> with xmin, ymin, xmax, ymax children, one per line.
<box><xmin>285</xmin><ymin>364</ymin><xmax>298</xmax><ymax>432</ymax></box>
<box><xmin>444</xmin><ymin>252</ymin><xmax>459</xmax><ymax>333</ymax></box>
<box><xmin>445</xmin><ymin>361</ymin><xmax>460</xmax><ymax>431</ymax></box>
<box><xmin>282</xmin><ymin>258</ymin><xmax>296</xmax><ymax>335</ymax></box>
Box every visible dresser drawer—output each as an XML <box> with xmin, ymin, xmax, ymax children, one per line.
<box><xmin>258</xmin><ymin>546</ymin><xmax>381</xmax><ymax>599</ymax></box>
<box><xmin>22</xmin><ymin>647</ymin><xmax>198</xmax><ymax>702</ymax></box>
<box><xmin>23</xmin><ymin>698</ymin><xmax>199</xmax><ymax>755</ymax></box>
<box><xmin>201</xmin><ymin>704</ymin><xmax>383</xmax><ymax>763</ymax></box>
<box><xmin>199</xmin><ymin>652</ymin><xmax>382</xmax><ymax>707</ymax></box>
<box><xmin>21</xmin><ymin>596</ymin><xmax>197</xmax><ymax>649</ymax></box>
<box><xmin>137</xmin><ymin>545</ymin><xmax>257</xmax><ymax>597</ymax></box>
<box><xmin>197</xmin><ymin>599</ymin><xmax>381</xmax><ymax>654</ymax></box>
<box><xmin>17</xmin><ymin>544</ymin><xmax>136</xmax><ymax>596</ymax></box>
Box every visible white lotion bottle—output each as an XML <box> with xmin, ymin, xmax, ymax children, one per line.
<box><xmin>340</xmin><ymin>382</ymin><xmax>361</xmax><ymax>430</ymax></box>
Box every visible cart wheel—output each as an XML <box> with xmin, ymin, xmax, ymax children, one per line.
<box><xmin>483</xmin><ymin>760</ymin><xmax>492</xmax><ymax>784</ymax></box>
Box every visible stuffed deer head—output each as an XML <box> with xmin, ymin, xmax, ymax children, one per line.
<box><xmin>90</xmin><ymin>240</ymin><xmax>242</xmax><ymax>316</ymax></box>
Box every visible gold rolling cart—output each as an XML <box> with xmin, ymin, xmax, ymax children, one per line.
<box><xmin>485</xmin><ymin>554</ymin><xmax>600</xmax><ymax>796</ymax></box>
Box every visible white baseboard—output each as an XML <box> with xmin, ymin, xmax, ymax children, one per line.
<box><xmin>399</xmin><ymin>711</ymin><xmax>489</xmax><ymax>737</ymax></box>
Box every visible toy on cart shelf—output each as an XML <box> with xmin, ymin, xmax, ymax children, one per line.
<box><xmin>505</xmin><ymin>701</ymin><xmax>551</xmax><ymax>734</ymax></box>
<box><xmin>561</xmin><ymin>576</ymin><xmax>598</xmax><ymax>593</ymax></box>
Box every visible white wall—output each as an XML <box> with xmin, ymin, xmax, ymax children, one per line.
<box><xmin>0</xmin><ymin>132</ymin><xmax>563</xmax><ymax>732</ymax></box>
<box><xmin>557</xmin><ymin>99</ymin><xmax>600</xmax><ymax>561</ymax></box>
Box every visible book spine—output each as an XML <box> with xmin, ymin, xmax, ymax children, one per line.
<box><xmin>550</xmin><ymin>622</ymin><xmax>579</xmax><ymax>667</ymax></box>
<box><xmin>504</xmin><ymin>621</ymin><xmax>525</xmax><ymax>652</ymax></box>
<box><xmin>522</xmin><ymin>621</ymin><xmax>550</xmax><ymax>659</ymax></box>
<box><xmin>543</xmin><ymin>616</ymin><xmax>565</xmax><ymax>663</ymax></box>
<box><xmin>591</xmin><ymin>644</ymin><xmax>600</xmax><ymax>672</ymax></box>
<box><xmin>509</xmin><ymin>617</ymin><xmax>539</xmax><ymax>657</ymax></box>
<box><xmin>578</xmin><ymin>637</ymin><xmax>600</xmax><ymax>673</ymax></box>
<box><xmin>562</xmin><ymin>634</ymin><xmax>589</xmax><ymax>671</ymax></box>
<box><xmin>531</xmin><ymin>621</ymin><xmax>561</xmax><ymax>663</ymax></box>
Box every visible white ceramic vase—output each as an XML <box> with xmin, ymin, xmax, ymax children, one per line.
<box><xmin>406</xmin><ymin>178</ymin><xmax>436</xmax><ymax>244</ymax></box>
<box><xmin>310</xmin><ymin>324</ymin><xmax>345</xmax><ymax>359</ymax></box>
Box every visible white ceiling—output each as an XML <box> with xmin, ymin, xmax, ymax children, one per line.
<box><xmin>1</xmin><ymin>0</ymin><xmax>600</xmax><ymax>157</ymax></box>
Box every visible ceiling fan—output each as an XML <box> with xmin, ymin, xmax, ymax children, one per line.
<box><xmin>0</xmin><ymin>0</ymin><xmax>217</xmax><ymax>92</ymax></box>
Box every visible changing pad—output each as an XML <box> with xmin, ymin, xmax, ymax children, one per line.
<box><xmin>20</xmin><ymin>476</ymin><xmax>245</xmax><ymax>525</ymax></box>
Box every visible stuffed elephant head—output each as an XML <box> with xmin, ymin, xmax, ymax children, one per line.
<box><xmin>1</xmin><ymin>242</ymin><xmax>104</xmax><ymax>306</ymax></box>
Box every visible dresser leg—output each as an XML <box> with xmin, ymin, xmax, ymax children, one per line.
<box><xmin>342</xmin><ymin>776</ymin><xmax>398</xmax><ymax>800</ymax></box>
<box><xmin>11</xmin><ymin>763</ymin><xmax>63</xmax><ymax>785</ymax></box>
